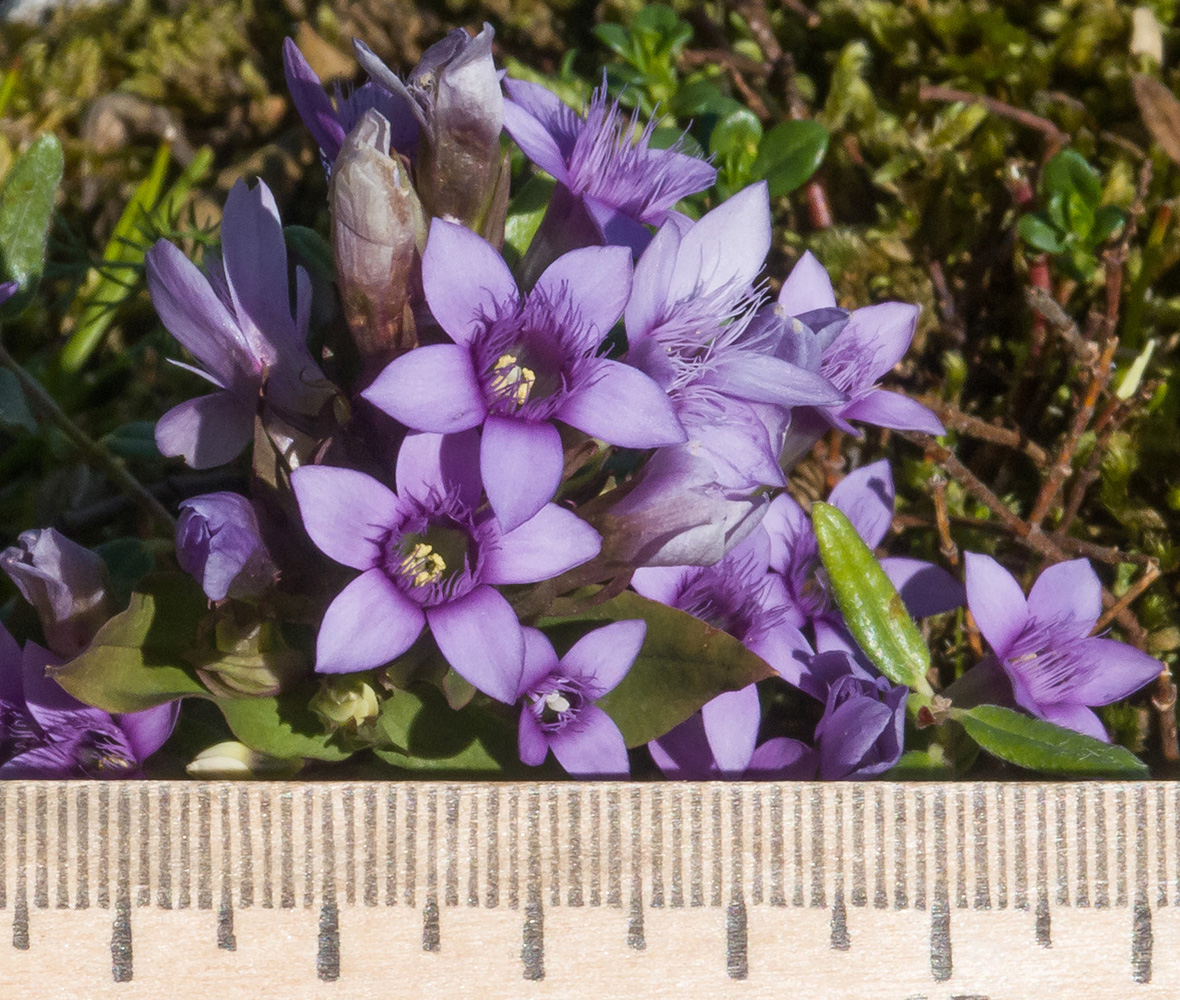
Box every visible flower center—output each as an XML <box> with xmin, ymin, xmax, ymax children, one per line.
<box><xmin>395</xmin><ymin>525</ymin><xmax>470</xmax><ymax>592</ymax></box>
<box><xmin>530</xmin><ymin>675</ymin><xmax>587</xmax><ymax>731</ymax></box>
<box><xmin>488</xmin><ymin>353</ymin><xmax>537</xmax><ymax>408</ymax></box>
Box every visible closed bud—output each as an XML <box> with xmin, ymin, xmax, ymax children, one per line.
<box><xmin>310</xmin><ymin>676</ymin><xmax>381</xmax><ymax>733</ymax></box>
<box><xmin>176</xmin><ymin>492</ymin><xmax>278</xmax><ymax>603</ymax></box>
<box><xmin>186</xmin><ymin>741</ymin><xmax>303</xmax><ymax>779</ymax></box>
<box><xmin>194</xmin><ymin>609</ymin><xmax>304</xmax><ymax>699</ymax></box>
<box><xmin>330</xmin><ymin>108</ymin><xmax>426</xmax><ymax>365</ymax></box>
<box><xmin>0</xmin><ymin>528</ymin><xmax>115</xmax><ymax>658</ymax></box>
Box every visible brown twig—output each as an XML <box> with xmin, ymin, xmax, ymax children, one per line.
<box><xmin>928</xmin><ymin>474</ymin><xmax>959</xmax><ymax>568</ymax></box>
<box><xmin>932</xmin><ymin>403</ymin><xmax>1048</xmax><ymax>465</ymax></box>
<box><xmin>1095</xmin><ymin>562</ymin><xmax>1161</xmax><ymax>632</ymax></box>
<box><xmin>1154</xmin><ymin>672</ymin><xmax>1179</xmax><ymax>762</ymax></box>
<box><xmin>918</xmin><ymin>84</ymin><xmax>1069</xmax><ymax>149</ymax></box>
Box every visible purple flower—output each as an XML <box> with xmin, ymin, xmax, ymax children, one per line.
<box><xmin>764</xmin><ymin>251</ymin><xmax>944</xmax><ymax>465</ymax></box>
<box><xmin>282</xmin><ymin>36</ymin><xmax>417</xmax><ymax>169</ymax></box>
<box><xmin>964</xmin><ymin>553</ymin><xmax>1162</xmax><ymax>741</ymax></box>
<box><xmin>809</xmin><ymin>650</ymin><xmax>907</xmax><ymax>779</ymax></box>
<box><xmin>503</xmin><ymin>77</ymin><xmax>716</xmax><ymax>256</ymax></box>
<box><xmin>147</xmin><ymin>179</ymin><xmax>331</xmax><ymax>468</ymax></box>
<box><xmin>0</xmin><ymin>280</ymin><xmax>17</xmax><ymax>304</ymax></box>
<box><xmin>633</xmin><ymin>526</ymin><xmax>810</xmax><ymax>772</ymax></box>
<box><xmin>0</xmin><ymin>622</ymin><xmax>178</xmax><ymax>779</ymax></box>
<box><xmin>291</xmin><ymin>430</ymin><xmax>602</xmax><ymax>701</ymax></box>
<box><xmin>649</xmin><ymin>713</ymin><xmax>817</xmax><ymax>780</ymax></box>
<box><xmin>176</xmin><ymin>492</ymin><xmax>278</xmax><ymax>602</ymax></box>
<box><xmin>1</xmin><ymin>528</ymin><xmax>115</xmax><ymax>658</ymax></box>
<box><xmin>354</xmin><ymin>25</ymin><xmax>505</xmax><ymax>231</ymax></box>
<box><xmin>508</xmin><ymin>621</ymin><xmax>643</xmax><ymax>776</ymax></box>
<box><xmin>362</xmin><ymin>219</ymin><xmax>684</xmax><ymax>530</ymax></box>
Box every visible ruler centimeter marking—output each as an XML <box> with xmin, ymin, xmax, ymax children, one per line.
<box><xmin>0</xmin><ymin>781</ymin><xmax>1177</xmax><ymax>996</ymax></box>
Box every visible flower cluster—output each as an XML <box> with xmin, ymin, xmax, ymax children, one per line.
<box><xmin>1</xmin><ymin>24</ymin><xmax>1162</xmax><ymax>781</ymax></box>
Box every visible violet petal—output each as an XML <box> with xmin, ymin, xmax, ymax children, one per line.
<box><xmin>427</xmin><ymin>586</ymin><xmax>524</xmax><ymax>704</ymax></box>
<box><xmin>840</xmin><ymin>389</ymin><xmax>946</xmax><ymax>436</ymax></box>
<box><xmin>1026</xmin><ymin>559</ymin><xmax>1102</xmax><ymax>634</ymax></box>
<box><xmin>422</xmin><ymin>219</ymin><xmax>519</xmax><ymax>346</ymax></box>
<box><xmin>480</xmin><ymin>415</ymin><xmax>563</xmax><ymax>532</ymax></box>
<box><xmin>964</xmin><ymin>552</ymin><xmax>1028</xmax><ymax>659</ymax></box>
<box><xmin>559</xmin><ymin>619</ymin><xmax>646</xmax><ymax>698</ymax></box>
<box><xmin>548</xmin><ymin>705</ymin><xmax>629</xmax><ymax>776</ymax></box>
<box><xmin>518</xmin><ymin>709</ymin><xmax>550</xmax><ymax>766</ymax></box>
<box><xmin>556</xmin><ymin>358</ymin><xmax>685</xmax><ymax>447</ymax></box>
<box><xmin>291</xmin><ymin>466</ymin><xmax>400</xmax><ymax>570</ymax></box>
<box><xmin>316</xmin><ymin>568</ymin><xmax>425</xmax><ymax>673</ymax></box>
<box><xmin>362</xmin><ymin>344</ymin><xmax>486</xmax><ymax>433</ymax></box>
<box><xmin>777</xmin><ymin>250</ymin><xmax>837</xmax><ymax>314</ymax></box>
<box><xmin>155</xmin><ymin>392</ymin><xmax>254</xmax><ymax>469</ymax></box>
<box><xmin>701</xmin><ymin>684</ymin><xmax>760</xmax><ymax>774</ymax></box>
<box><xmin>532</xmin><ymin>245</ymin><xmax>632</xmax><ymax>349</ymax></box>
<box><xmin>479</xmin><ymin>503</ymin><xmax>601</xmax><ymax>586</ymax></box>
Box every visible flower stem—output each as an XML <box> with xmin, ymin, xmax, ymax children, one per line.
<box><xmin>0</xmin><ymin>333</ymin><xmax>176</xmax><ymax>535</ymax></box>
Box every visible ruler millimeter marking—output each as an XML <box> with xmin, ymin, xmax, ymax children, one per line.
<box><xmin>0</xmin><ymin>781</ymin><xmax>1173</xmax><ymax>997</ymax></box>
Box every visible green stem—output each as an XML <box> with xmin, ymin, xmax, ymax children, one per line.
<box><xmin>0</xmin><ymin>335</ymin><xmax>176</xmax><ymax>535</ymax></box>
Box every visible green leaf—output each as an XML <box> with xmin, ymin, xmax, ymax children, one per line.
<box><xmin>708</xmin><ymin>107</ymin><xmax>763</xmax><ymax>159</ymax></box>
<box><xmin>217</xmin><ymin>683</ymin><xmax>353</xmax><ymax>762</ymax></box>
<box><xmin>593</xmin><ymin>23</ymin><xmax>632</xmax><ymax>60</ymax></box>
<box><xmin>374</xmin><ymin>684</ymin><xmax>513</xmax><ymax>773</ymax></box>
<box><xmin>952</xmin><ymin>704</ymin><xmax>1149</xmax><ymax>777</ymax></box>
<box><xmin>0</xmin><ymin>133</ymin><xmax>64</xmax><ymax>318</ymax></box>
<box><xmin>884</xmin><ymin>748</ymin><xmax>955</xmax><ymax>779</ymax></box>
<box><xmin>284</xmin><ymin>224</ymin><xmax>336</xmax><ymax>284</ymax></box>
<box><xmin>503</xmin><ymin>173</ymin><xmax>556</xmax><ymax>264</ymax></box>
<box><xmin>101</xmin><ymin>421</ymin><xmax>161</xmax><ymax>460</ymax></box>
<box><xmin>1041</xmin><ymin>149</ymin><xmax>1102</xmax><ymax>209</ymax></box>
<box><xmin>94</xmin><ymin>537</ymin><xmax>155</xmax><ymax>601</ymax></box>
<box><xmin>0</xmin><ymin>366</ymin><xmax>36</xmax><ymax>431</ymax></box>
<box><xmin>671</xmin><ymin>79</ymin><xmax>742</xmax><ymax>119</ymax></box>
<box><xmin>812</xmin><ymin>502</ymin><xmax>933</xmax><ymax>696</ymax></box>
<box><xmin>540</xmin><ymin>590</ymin><xmax>776</xmax><ymax>747</ymax></box>
<box><xmin>1016</xmin><ymin>213</ymin><xmax>1066</xmax><ymax>254</ymax></box>
<box><xmin>1091</xmin><ymin>203</ymin><xmax>1127</xmax><ymax>244</ymax></box>
<box><xmin>49</xmin><ymin>573</ymin><xmax>208</xmax><ymax>712</ymax></box>
<box><xmin>750</xmin><ymin>119</ymin><xmax>830</xmax><ymax>197</ymax></box>
<box><xmin>59</xmin><ymin>142</ymin><xmax>175</xmax><ymax>371</ymax></box>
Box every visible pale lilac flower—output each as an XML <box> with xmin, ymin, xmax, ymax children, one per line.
<box><xmin>964</xmin><ymin>553</ymin><xmax>1162</xmax><ymax>741</ymax></box>
<box><xmin>1</xmin><ymin>528</ymin><xmax>115</xmax><ymax>658</ymax></box>
<box><xmin>282</xmin><ymin>36</ymin><xmax>417</xmax><ymax>169</ymax></box>
<box><xmin>147</xmin><ymin>179</ymin><xmax>330</xmax><ymax>468</ymax></box>
<box><xmin>633</xmin><ymin>526</ymin><xmax>810</xmax><ymax>772</ymax></box>
<box><xmin>176</xmin><ymin>492</ymin><xmax>278</xmax><ymax>602</ymax></box>
<box><xmin>354</xmin><ymin>25</ymin><xmax>504</xmax><ymax>229</ymax></box>
<box><xmin>363</xmin><ymin>219</ymin><xmax>684</xmax><ymax>530</ymax></box>
<box><xmin>765</xmin><ymin>251</ymin><xmax>944</xmax><ymax>465</ymax></box>
<box><xmin>503</xmin><ymin>77</ymin><xmax>715</xmax><ymax>255</ymax></box>
<box><xmin>508</xmin><ymin>622</ymin><xmax>643</xmax><ymax>776</ymax></box>
<box><xmin>808</xmin><ymin>650</ymin><xmax>907</xmax><ymax>779</ymax></box>
<box><xmin>291</xmin><ymin>430</ymin><xmax>601</xmax><ymax>701</ymax></box>
<box><xmin>0</xmin><ymin>622</ymin><xmax>178</xmax><ymax>779</ymax></box>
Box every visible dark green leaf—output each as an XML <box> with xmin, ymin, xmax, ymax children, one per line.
<box><xmin>503</xmin><ymin>174</ymin><xmax>556</xmax><ymax>263</ymax></box>
<box><xmin>1016</xmin><ymin>213</ymin><xmax>1066</xmax><ymax>254</ymax></box>
<box><xmin>0</xmin><ymin>367</ymin><xmax>36</xmax><ymax>431</ymax></box>
<box><xmin>540</xmin><ymin>589</ymin><xmax>776</xmax><ymax>747</ymax></box>
<box><xmin>593</xmin><ymin>23</ymin><xmax>632</xmax><ymax>60</ymax></box>
<box><xmin>49</xmin><ymin>573</ymin><xmax>208</xmax><ymax>712</ymax></box>
<box><xmin>1041</xmin><ymin>149</ymin><xmax>1102</xmax><ymax>208</ymax></box>
<box><xmin>750</xmin><ymin>119</ymin><xmax>830</xmax><ymax>197</ymax></box>
<box><xmin>812</xmin><ymin>502</ymin><xmax>933</xmax><ymax>695</ymax></box>
<box><xmin>0</xmin><ymin>133</ymin><xmax>64</xmax><ymax>318</ymax></box>
<box><xmin>1091</xmin><ymin>203</ymin><xmax>1127</xmax><ymax>244</ymax></box>
<box><xmin>374</xmin><ymin>684</ymin><xmax>513</xmax><ymax>772</ymax></box>
<box><xmin>94</xmin><ymin>537</ymin><xmax>155</xmax><ymax>601</ymax></box>
<box><xmin>217</xmin><ymin>682</ymin><xmax>353</xmax><ymax>762</ymax></box>
<box><xmin>101</xmin><ymin>421</ymin><xmax>161</xmax><ymax>460</ymax></box>
<box><xmin>671</xmin><ymin>80</ymin><xmax>742</xmax><ymax>119</ymax></box>
<box><xmin>284</xmin><ymin>225</ymin><xmax>336</xmax><ymax>283</ymax></box>
<box><xmin>952</xmin><ymin>704</ymin><xmax>1149</xmax><ymax>777</ymax></box>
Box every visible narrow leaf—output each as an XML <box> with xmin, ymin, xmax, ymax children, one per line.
<box><xmin>0</xmin><ymin>367</ymin><xmax>36</xmax><ymax>431</ymax></box>
<box><xmin>0</xmin><ymin>133</ymin><xmax>64</xmax><ymax>318</ymax></box>
<box><xmin>812</xmin><ymin>502</ymin><xmax>933</xmax><ymax>695</ymax></box>
<box><xmin>540</xmin><ymin>589</ymin><xmax>776</xmax><ymax>747</ymax></box>
<box><xmin>952</xmin><ymin>704</ymin><xmax>1149</xmax><ymax>777</ymax></box>
<box><xmin>49</xmin><ymin>574</ymin><xmax>209</xmax><ymax>712</ymax></box>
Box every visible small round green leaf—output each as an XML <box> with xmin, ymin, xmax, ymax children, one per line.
<box><xmin>750</xmin><ymin>119</ymin><xmax>830</xmax><ymax>197</ymax></box>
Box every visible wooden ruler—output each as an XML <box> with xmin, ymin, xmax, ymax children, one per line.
<box><xmin>0</xmin><ymin>780</ymin><xmax>1175</xmax><ymax>997</ymax></box>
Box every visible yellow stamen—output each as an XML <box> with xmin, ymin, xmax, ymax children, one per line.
<box><xmin>489</xmin><ymin>353</ymin><xmax>536</xmax><ymax>407</ymax></box>
<box><xmin>399</xmin><ymin>542</ymin><xmax>446</xmax><ymax>587</ymax></box>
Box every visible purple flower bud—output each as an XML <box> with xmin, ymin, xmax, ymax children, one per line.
<box><xmin>355</xmin><ymin>26</ymin><xmax>507</xmax><ymax>235</ymax></box>
<box><xmin>0</xmin><ymin>528</ymin><xmax>115</xmax><ymax>658</ymax></box>
<box><xmin>176</xmin><ymin>492</ymin><xmax>278</xmax><ymax>602</ymax></box>
<box><xmin>809</xmin><ymin>651</ymin><xmax>907</xmax><ymax>779</ymax></box>
<box><xmin>330</xmin><ymin>109</ymin><xmax>427</xmax><ymax>367</ymax></box>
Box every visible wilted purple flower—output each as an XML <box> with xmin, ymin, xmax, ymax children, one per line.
<box><xmin>633</xmin><ymin>526</ymin><xmax>810</xmax><ymax>772</ymax></box>
<box><xmin>355</xmin><ymin>25</ymin><xmax>505</xmax><ymax>232</ymax></box>
<box><xmin>502</xmin><ymin>77</ymin><xmax>715</xmax><ymax>259</ymax></box>
<box><xmin>809</xmin><ymin>650</ymin><xmax>907</xmax><ymax>779</ymax></box>
<box><xmin>330</xmin><ymin>108</ymin><xmax>427</xmax><ymax>366</ymax></box>
<box><xmin>506</xmin><ymin>621</ymin><xmax>643</xmax><ymax>776</ymax></box>
<box><xmin>291</xmin><ymin>430</ymin><xmax>602</xmax><ymax>701</ymax></box>
<box><xmin>363</xmin><ymin>219</ymin><xmax>684</xmax><ymax>530</ymax></box>
<box><xmin>147</xmin><ymin>179</ymin><xmax>331</xmax><ymax>468</ymax></box>
<box><xmin>0</xmin><ymin>622</ymin><xmax>178</xmax><ymax>779</ymax></box>
<box><xmin>282</xmin><ymin>36</ymin><xmax>417</xmax><ymax>169</ymax></box>
<box><xmin>176</xmin><ymin>492</ymin><xmax>278</xmax><ymax>602</ymax></box>
<box><xmin>762</xmin><ymin>251</ymin><xmax>944</xmax><ymax>465</ymax></box>
<box><xmin>1</xmin><ymin>528</ymin><xmax>115</xmax><ymax>658</ymax></box>
<box><xmin>964</xmin><ymin>553</ymin><xmax>1161</xmax><ymax>741</ymax></box>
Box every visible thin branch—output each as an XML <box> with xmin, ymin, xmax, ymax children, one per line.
<box><xmin>0</xmin><ymin>336</ymin><xmax>176</xmax><ymax>535</ymax></box>
<box><xmin>918</xmin><ymin>84</ymin><xmax>1069</xmax><ymax>149</ymax></box>
<box><xmin>1095</xmin><ymin>562</ymin><xmax>1161</xmax><ymax>632</ymax></box>
<box><xmin>932</xmin><ymin>403</ymin><xmax>1048</xmax><ymax>465</ymax></box>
